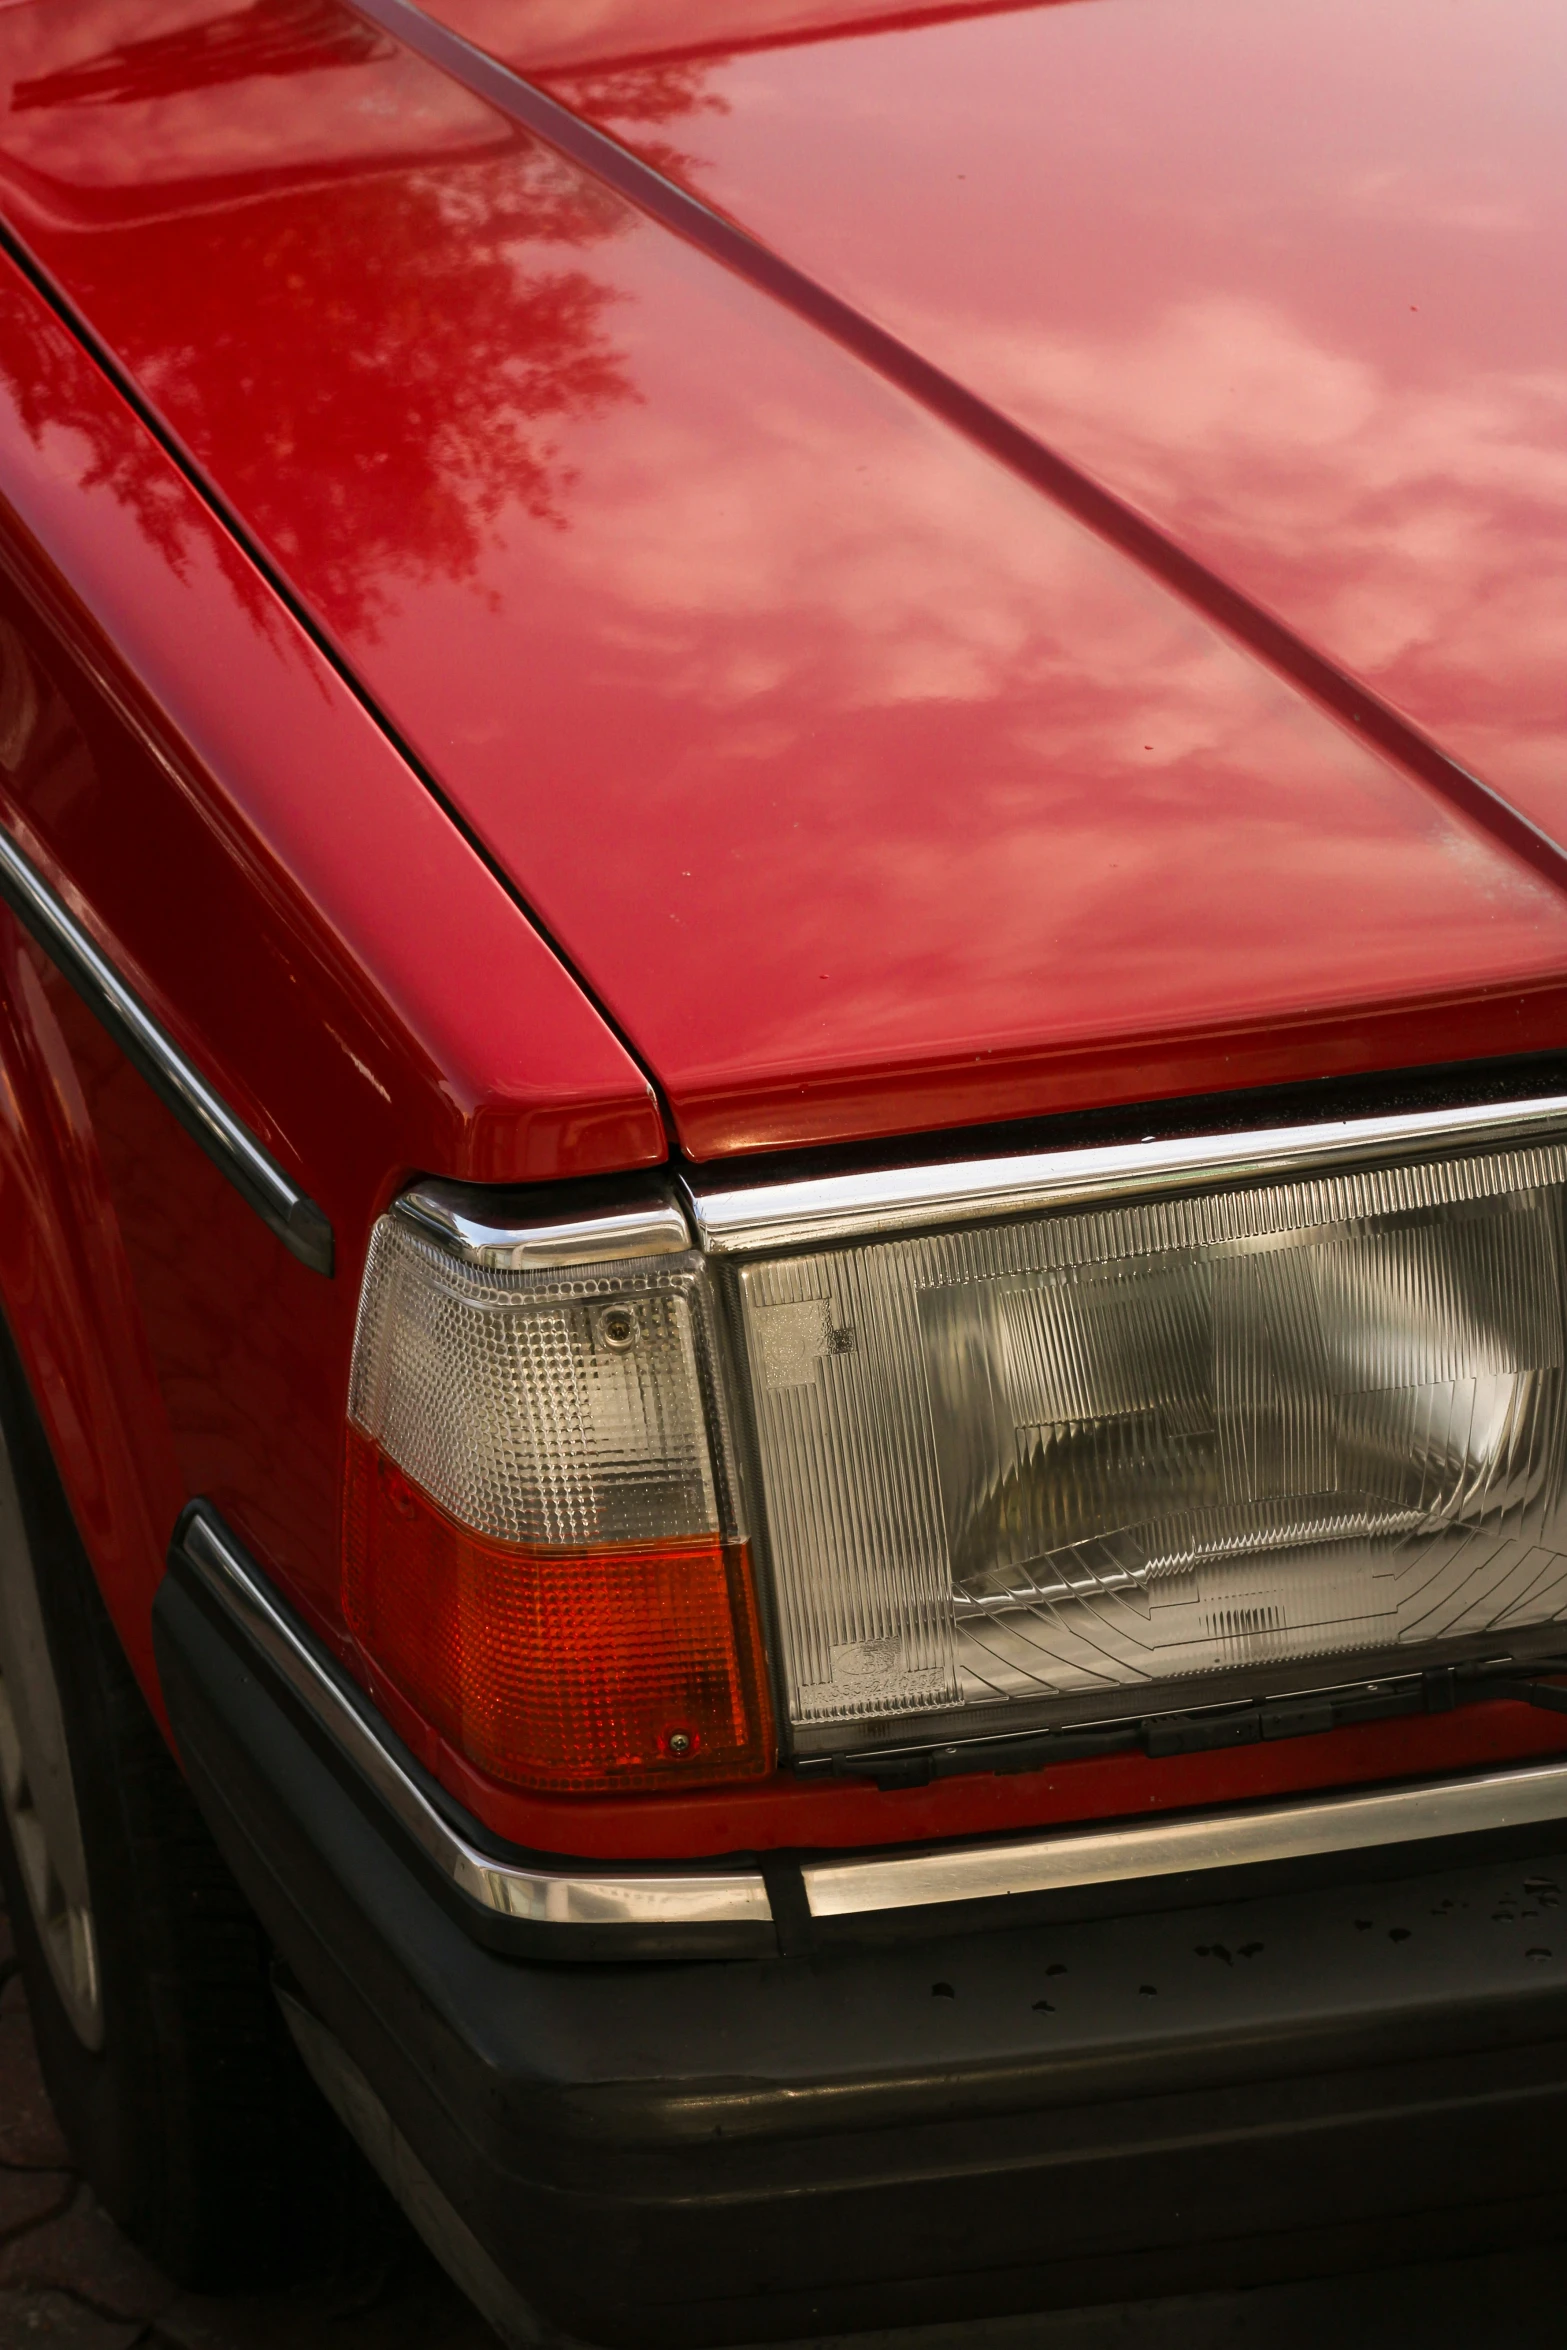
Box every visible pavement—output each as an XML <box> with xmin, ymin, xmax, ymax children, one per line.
<box><xmin>7</xmin><ymin>1898</ymin><xmax>1567</xmax><ymax>2350</ymax></box>
<box><xmin>0</xmin><ymin>1901</ymin><xmax>497</xmax><ymax>2350</ymax></box>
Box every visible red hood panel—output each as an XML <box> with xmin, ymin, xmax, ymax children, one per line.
<box><xmin>426</xmin><ymin>0</ymin><xmax>947</xmax><ymax>72</ymax></box>
<box><xmin>486</xmin><ymin>0</ymin><xmax>1567</xmax><ymax>834</ymax></box>
<box><xmin>2</xmin><ymin>0</ymin><xmax>1567</xmax><ymax>1161</ymax></box>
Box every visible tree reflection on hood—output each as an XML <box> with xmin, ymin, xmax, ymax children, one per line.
<box><xmin>0</xmin><ymin>0</ymin><xmax>657</xmax><ymax>636</ymax></box>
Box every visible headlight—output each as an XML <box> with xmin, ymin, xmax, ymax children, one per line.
<box><xmin>345</xmin><ymin>1098</ymin><xmax>1567</xmax><ymax>1796</ymax></box>
<box><xmin>729</xmin><ymin>1133</ymin><xmax>1567</xmax><ymax>1754</ymax></box>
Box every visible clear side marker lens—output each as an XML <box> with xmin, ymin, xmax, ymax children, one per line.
<box><xmin>343</xmin><ymin>1216</ymin><xmax>772</xmax><ymax>1794</ymax></box>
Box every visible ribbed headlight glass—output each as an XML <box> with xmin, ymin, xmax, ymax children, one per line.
<box><xmin>735</xmin><ymin>1143</ymin><xmax>1567</xmax><ymax>1750</ymax></box>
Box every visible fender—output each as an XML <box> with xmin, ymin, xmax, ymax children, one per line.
<box><xmin>0</xmin><ymin>250</ymin><xmax>664</xmax><ymax>1704</ymax></box>
<box><xmin>0</xmin><ymin>896</ymin><xmax>181</xmax><ymax>1714</ymax></box>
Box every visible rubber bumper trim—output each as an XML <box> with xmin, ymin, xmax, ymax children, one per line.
<box><xmin>154</xmin><ymin>1540</ymin><xmax>1567</xmax><ymax>2346</ymax></box>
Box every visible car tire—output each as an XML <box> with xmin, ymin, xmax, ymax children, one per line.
<box><xmin>0</xmin><ymin>1314</ymin><xmax>345</xmax><ymax>2289</ymax></box>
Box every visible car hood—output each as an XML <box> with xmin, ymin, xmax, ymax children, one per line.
<box><xmin>1</xmin><ymin>0</ymin><xmax>1565</xmax><ymax>1164</ymax></box>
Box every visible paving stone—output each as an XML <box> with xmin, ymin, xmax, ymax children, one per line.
<box><xmin>0</xmin><ymin>2189</ymin><xmax>175</xmax><ymax>2325</ymax></box>
<box><xmin>0</xmin><ymin>2288</ymin><xmax>142</xmax><ymax>2349</ymax></box>
<box><xmin>153</xmin><ymin>2240</ymin><xmax>500</xmax><ymax>2350</ymax></box>
<box><xmin>167</xmin><ymin>2239</ymin><xmax>497</xmax><ymax>2347</ymax></box>
<box><xmin>0</xmin><ymin>2175</ymin><xmax>73</xmax><ymax>2247</ymax></box>
<box><xmin>0</xmin><ymin>2010</ymin><xmax>70</xmax><ymax>2171</ymax></box>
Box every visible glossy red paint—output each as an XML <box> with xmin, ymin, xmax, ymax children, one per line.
<box><xmin>323</xmin><ymin>1665</ymin><xmax>1567</xmax><ymax>1859</ymax></box>
<box><xmin>428</xmin><ymin>0</ymin><xmax>986</xmax><ymax>72</ymax></box>
<box><xmin>1</xmin><ymin>0</ymin><xmax>1565</xmax><ymax>1166</ymax></box>
<box><xmin>0</xmin><ymin>893</ymin><xmax>186</xmax><ymax>1713</ymax></box>
<box><xmin>0</xmin><ymin>247</ymin><xmax>661</xmax><ymax>1699</ymax></box>
<box><xmin>0</xmin><ymin>257</ymin><xmax>662</xmax><ymax>1189</ymax></box>
<box><xmin>457</xmin><ymin>0</ymin><xmax>1567</xmax><ymax>852</ymax></box>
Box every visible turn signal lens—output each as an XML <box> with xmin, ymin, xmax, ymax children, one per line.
<box><xmin>343</xmin><ymin>1429</ymin><xmax>769</xmax><ymax>1792</ymax></box>
<box><xmin>344</xmin><ymin>1213</ymin><xmax>771</xmax><ymax>1794</ymax></box>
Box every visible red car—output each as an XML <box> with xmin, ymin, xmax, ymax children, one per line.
<box><xmin>1</xmin><ymin>0</ymin><xmax>1566</xmax><ymax>2339</ymax></box>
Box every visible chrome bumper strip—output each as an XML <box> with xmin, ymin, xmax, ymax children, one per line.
<box><xmin>802</xmin><ymin>1760</ymin><xmax>1567</xmax><ymax>1918</ymax></box>
<box><xmin>0</xmin><ymin>827</ymin><xmax>333</xmax><ymax>1275</ymax></box>
<box><xmin>174</xmin><ymin>1506</ymin><xmax>1567</xmax><ymax>1937</ymax></box>
<box><xmin>175</xmin><ymin>1504</ymin><xmax>774</xmax><ymax>1933</ymax></box>
<box><xmin>685</xmin><ymin>1093</ymin><xmax>1567</xmax><ymax>1255</ymax></box>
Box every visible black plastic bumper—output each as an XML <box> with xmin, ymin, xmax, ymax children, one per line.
<box><xmin>154</xmin><ymin>1553</ymin><xmax>1567</xmax><ymax>2347</ymax></box>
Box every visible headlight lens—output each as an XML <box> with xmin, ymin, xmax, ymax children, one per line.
<box><xmin>735</xmin><ymin>1142</ymin><xmax>1567</xmax><ymax>1750</ymax></box>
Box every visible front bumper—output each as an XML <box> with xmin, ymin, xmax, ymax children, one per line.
<box><xmin>154</xmin><ymin>1533</ymin><xmax>1567</xmax><ymax>2349</ymax></box>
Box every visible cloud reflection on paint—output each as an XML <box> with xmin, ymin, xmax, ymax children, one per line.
<box><xmin>520</xmin><ymin>0</ymin><xmax>1567</xmax><ymax>825</ymax></box>
<box><xmin>955</xmin><ymin>294</ymin><xmax>1567</xmax><ymax>800</ymax></box>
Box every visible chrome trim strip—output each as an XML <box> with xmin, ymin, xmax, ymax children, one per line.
<box><xmin>685</xmin><ymin>1094</ymin><xmax>1567</xmax><ymax>1255</ymax></box>
<box><xmin>397</xmin><ymin>1176</ymin><xmax>691</xmax><ymax>1271</ymax></box>
<box><xmin>0</xmin><ymin>828</ymin><xmax>333</xmax><ymax>1275</ymax></box>
<box><xmin>176</xmin><ymin>1505</ymin><xmax>773</xmax><ymax>1931</ymax></box>
<box><xmin>802</xmin><ymin>1759</ymin><xmax>1567</xmax><ymax>1918</ymax></box>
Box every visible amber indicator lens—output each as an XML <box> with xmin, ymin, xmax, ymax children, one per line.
<box><xmin>343</xmin><ymin>1429</ymin><xmax>769</xmax><ymax>1792</ymax></box>
<box><xmin>738</xmin><ymin>1145</ymin><xmax>1567</xmax><ymax>1748</ymax></box>
<box><xmin>344</xmin><ymin>1219</ymin><xmax>770</xmax><ymax>1793</ymax></box>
